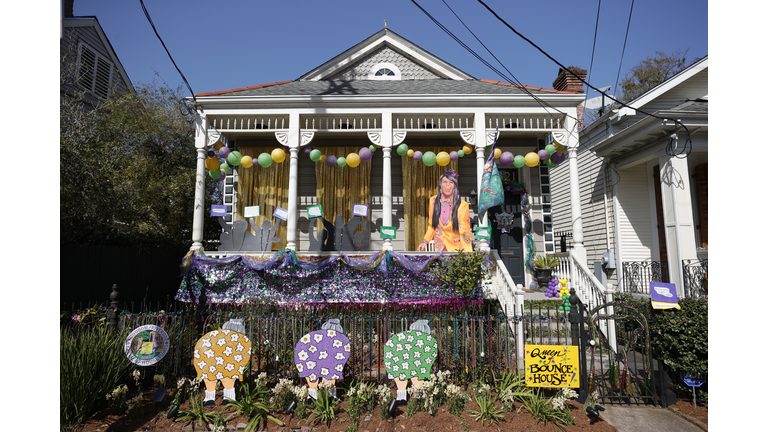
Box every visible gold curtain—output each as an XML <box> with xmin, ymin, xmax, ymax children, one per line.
<box><xmin>236</xmin><ymin>146</ymin><xmax>289</xmax><ymax>250</ymax></box>
<box><xmin>402</xmin><ymin>147</ymin><xmax>459</xmax><ymax>251</ymax></box>
<box><xmin>314</xmin><ymin>146</ymin><xmax>371</xmax><ymax>230</ymax></box>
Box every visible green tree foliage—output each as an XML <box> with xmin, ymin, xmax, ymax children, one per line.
<box><xmin>61</xmin><ymin>56</ymin><xmax>220</xmax><ymax>249</ymax></box>
<box><xmin>618</xmin><ymin>49</ymin><xmax>690</xmax><ymax>102</ymax></box>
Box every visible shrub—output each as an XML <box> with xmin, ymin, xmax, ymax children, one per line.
<box><xmin>431</xmin><ymin>251</ymin><xmax>492</xmax><ymax>297</ymax></box>
<box><xmin>60</xmin><ymin>325</ymin><xmax>131</xmax><ymax>428</ymax></box>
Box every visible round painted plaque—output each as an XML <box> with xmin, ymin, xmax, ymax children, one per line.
<box><xmin>124</xmin><ymin>325</ymin><xmax>170</xmax><ymax>366</ymax></box>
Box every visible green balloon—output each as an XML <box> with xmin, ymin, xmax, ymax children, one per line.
<box><xmin>257</xmin><ymin>153</ymin><xmax>273</xmax><ymax>167</ymax></box>
<box><xmin>208</xmin><ymin>169</ymin><xmax>221</xmax><ymax>179</ymax></box>
<box><xmin>545</xmin><ymin>144</ymin><xmax>556</xmax><ymax>154</ymax></box>
<box><xmin>336</xmin><ymin>156</ymin><xmax>347</xmax><ymax>167</ymax></box>
<box><xmin>309</xmin><ymin>149</ymin><xmax>322</xmax><ymax>162</ymax></box>
<box><xmin>546</xmin><ymin>157</ymin><xmax>558</xmax><ymax>168</ymax></box>
<box><xmin>220</xmin><ymin>162</ymin><xmax>230</xmax><ymax>172</ymax></box>
<box><xmin>396</xmin><ymin>144</ymin><xmax>409</xmax><ymax>156</ymax></box>
<box><xmin>513</xmin><ymin>155</ymin><xmax>525</xmax><ymax>168</ymax></box>
<box><xmin>422</xmin><ymin>151</ymin><xmax>436</xmax><ymax>166</ymax></box>
<box><xmin>369</xmin><ymin>145</ymin><xmax>377</xmax><ymax>152</ymax></box>
<box><xmin>227</xmin><ymin>151</ymin><xmax>242</xmax><ymax>166</ymax></box>
<box><xmin>458</xmin><ymin>150</ymin><xmax>465</xmax><ymax>158</ymax></box>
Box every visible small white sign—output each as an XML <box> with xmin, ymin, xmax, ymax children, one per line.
<box><xmin>273</xmin><ymin>207</ymin><xmax>288</xmax><ymax>221</ymax></box>
<box><xmin>244</xmin><ymin>206</ymin><xmax>260</xmax><ymax>218</ymax></box>
<box><xmin>307</xmin><ymin>205</ymin><xmax>323</xmax><ymax>218</ymax></box>
<box><xmin>352</xmin><ymin>204</ymin><xmax>369</xmax><ymax>217</ymax></box>
<box><xmin>382</xmin><ymin>228</ymin><xmax>395</xmax><ymax>237</ymax></box>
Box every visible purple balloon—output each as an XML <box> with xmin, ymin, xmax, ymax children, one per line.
<box><xmin>450</xmin><ymin>151</ymin><xmax>459</xmax><ymax>161</ymax></box>
<box><xmin>359</xmin><ymin>147</ymin><xmax>373</xmax><ymax>162</ymax></box>
<box><xmin>303</xmin><ymin>146</ymin><xmax>313</xmax><ymax>155</ymax></box>
<box><xmin>538</xmin><ymin>149</ymin><xmax>549</xmax><ymax>161</ymax></box>
<box><xmin>325</xmin><ymin>155</ymin><xmax>337</xmax><ymax>167</ymax></box>
<box><xmin>551</xmin><ymin>152</ymin><xmax>564</xmax><ymax>164</ymax></box>
<box><xmin>217</xmin><ymin>170</ymin><xmax>226</xmax><ymax>181</ymax></box>
<box><xmin>219</xmin><ymin>147</ymin><xmax>231</xmax><ymax>158</ymax></box>
<box><xmin>499</xmin><ymin>152</ymin><xmax>514</xmax><ymax>166</ymax></box>
<box><xmin>208</xmin><ymin>149</ymin><xmax>216</xmax><ymax>157</ymax></box>
<box><xmin>413</xmin><ymin>151</ymin><xmax>423</xmax><ymax>162</ymax></box>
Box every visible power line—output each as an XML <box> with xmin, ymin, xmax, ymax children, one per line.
<box><xmin>139</xmin><ymin>0</ymin><xmax>196</xmax><ymax>102</ymax></box>
<box><xmin>585</xmin><ymin>0</ymin><xmax>602</xmax><ymax>101</ymax></box>
<box><xmin>612</xmin><ymin>0</ymin><xmax>635</xmax><ymax>99</ymax></box>
<box><xmin>475</xmin><ymin>0</ymin><xmax>692</xmax><ymax>157</ymax></box>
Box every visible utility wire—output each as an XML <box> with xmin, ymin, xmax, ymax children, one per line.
<box><xmin>585</xmin><ymin>0</ymin><xmax>602</xmax><ymax>101</ymax></box>
<box><xmin>612</xmin><ymin>0</ymin><xmax>635</xmax><ymax>99</ymax></box>
<box><xmin>139</xmin><ymin>0</ymin><xmax>196</xmax><ymax>102</ymax></box>
<box><xmin>475</xmin><ymin>0</ymin><xmax>692</xmax><ymax>157</ymax></box>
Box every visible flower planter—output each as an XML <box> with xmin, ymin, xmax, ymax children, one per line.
<box><xmin>535</xmin><ymin>268</ymin><xmax>553</xmax><ymax>292</ymax></box>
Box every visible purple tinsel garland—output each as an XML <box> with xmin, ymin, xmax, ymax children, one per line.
<box><xmin>176</xmin><ymin>250</ymin><xmax>485</xmax><ymax>306</ymax></box>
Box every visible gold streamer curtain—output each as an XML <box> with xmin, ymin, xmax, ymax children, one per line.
<box><xmin>236</xmin><ymin>146</ymin><xmax>289</xmax><ymax>250</ymax></box>
<box><xmin>402</xmin><ymin>147</ymin><xmax>459</xmax><ymax>251</ymax></box>
<box><xmin>314</xmin><ymin>146</ymin><xmax>371</xmax><ymax>231</ymax></box>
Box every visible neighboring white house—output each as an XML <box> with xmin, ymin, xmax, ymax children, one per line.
<box><xmin>186</xmin><ymin>27</ymin><xmax>588</xmax><ymax>291</ymax></box>
<box><xmin>550</xmin><ymin>56</ymin><xmax>708</xmax><ymax>299</ymax></box>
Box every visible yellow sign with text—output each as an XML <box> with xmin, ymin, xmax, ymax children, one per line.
<box><xmin>525</xmin><ymin>344</ymin><xmax>579</xmax><ymax>388</ymax></box>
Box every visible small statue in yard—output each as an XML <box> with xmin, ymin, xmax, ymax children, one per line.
<box><xmin>293</xmin><ymin>318</ymin><xmax>351</xmax><ymax>400</ymax></box>
<box><xmin>193</xmin><ymin>318</ymin><xmax>252</xmax><ymax>406</ymax></box>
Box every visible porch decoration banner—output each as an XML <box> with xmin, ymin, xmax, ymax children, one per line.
<box><xmin>176</xmin><ymin>250</ymin><xmax>490</xmax><ymax>306</ymax></box>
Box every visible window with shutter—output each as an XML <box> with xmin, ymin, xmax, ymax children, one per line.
<box><xmin>77</xmin><ymin>42</ymin><xmax>114</xmax><ymax>98</ymax></box>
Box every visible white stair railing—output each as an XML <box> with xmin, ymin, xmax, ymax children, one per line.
<box><xmin>488</xmin><ymin>251</ymin><xmax>526</xmax><ymax>372</ymax></box>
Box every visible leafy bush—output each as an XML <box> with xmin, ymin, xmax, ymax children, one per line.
<box><xmin>60</xmin><ymin>325</ymin><xmax>131</xmax><ymax>428</ymax></box>
<box><xmin>431</xmin><ymin>251</ymin><xmax>492</xmax><ymax>297</ymax></box>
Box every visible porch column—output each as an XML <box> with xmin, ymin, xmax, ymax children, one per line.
<box><xmin>381</xmin><ymin>113</ymin><xmax>394</xmax><ymax>251</ymax></box>
<box><xmin>191</xmin><ymin>111</ymin><xmax>208</xmax><ymax>251</ymax></box>
<box><xmin>285</xmin><ymin>113</ymin><xmax>301</xmax><ymax>251</ymax></box>
<box><xmin>565</xmin><ymin>118</ymin><xmax>587</xmax><ymax>264</ymax></box>
<box><xmin>475</xmin><ymin>113</ymin><xmax>490</xmax><ymax>252</ymax></box>
<box><xmin>286</xmin><ymin>146</ymin><xmax>300</xmax><ymax>250</ymax></box>
<box><xmin>658</xmin><ymin>153</ymin><xmax>698</xmax><ymax>297</ymax></box>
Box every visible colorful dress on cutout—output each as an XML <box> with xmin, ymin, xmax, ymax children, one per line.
<box><xmin>383</xmin><ymin>330</ymin><xmax>438</xmax><ymax>381</ymax></box>
<box><xmin>193</xmin><ymin>329</ymin><xmax>252</xmax><ymax>382</ymax></box>
<box><xmin>423</xmin><ymin>196</ymin><xmax>473</xmax><ymax>251</ymax></box>
<box><xmin>294</xmin><ymin>329</ymin><xmax>351</xmax><ymax>382</ymax></box>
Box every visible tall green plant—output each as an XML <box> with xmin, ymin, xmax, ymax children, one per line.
<box><xmin>60</xmin><ymin>325</ymin><xmax>131</xmax><ymax>428</ymax></box>
<box><xmin>431</xmin><ymin>251</ymin><xmax>492</xmax><ymax>296</ymax></box>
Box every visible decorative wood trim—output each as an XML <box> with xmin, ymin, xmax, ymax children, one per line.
<box><xmin>460</xmin><ymin>130</ymin><xmax>475</xmax><ymax>146</ymax></box>
<box><xmin>367</xmin><ymin>131</ymin><xmax>381</xmax><ymax>146</ymax></box>
<box><xmin>486</xmin><ymin>131</ymin><xmax>497</xmax><ymax>146</ymax></box>
<box><xmin>551</xmin><ymin>130</ymin><xmax>568</xmax><ymax>146</ymax></box>
<box><xmin>274</xmin><ymin>131</ymin><xmax>289</xmax><ymax>146</ymax></box>
<box><xmin>392</xmin><ymin>130</ymin><xmax>407</xmax><ymax>146</ymax></box>
<box><xmin>300</xmin><ymin>131</ymin><xmax>315</xmax><ymax>146</ymax></box>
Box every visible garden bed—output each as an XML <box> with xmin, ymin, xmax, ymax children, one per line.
<box><xmin>74</xmin><ymin>387</ymin><xmax>619</xmax><ymax>432</ymax></box>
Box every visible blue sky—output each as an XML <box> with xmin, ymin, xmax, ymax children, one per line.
<box><xmin>70</xmin><ymin>0</ymin><xmax>708</xmax><ymax>101</ymax></box>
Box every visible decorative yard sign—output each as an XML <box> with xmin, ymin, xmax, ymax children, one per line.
<box><xmin>525</xmin><ymin>344</ymin><xmax>579</xmax><ymax>388</ymax></box>
<box><xmin>681</xmin><ymin>370</ymin><xmax>706</xmax><ymax>408</ymax></box>
<box><xmin>307</xmin><ymin>205</ymin><xmax>323</xmax><ymax>218</ymax></box>
<box><xmin>244</xmin><ymin>205</ymin><xmax>260</xmax><ymax>218</ymax></box>
<box><xmin>650</xmin><ymin>281</ymin><xmax>680</xmax><ymax>310</ymax></box>
<box><xmin>210</xmin><ymin>205</ymin><xmax>227</xmax><ymax>217</ymax></box>
<box><xmin>380</xmin><ymin>226</ymin><xmax>397</xmax><ymax>239</ymax></box>
<box><xmin>124</xmin><ymin>325</ymin><xmax>171</xmax><ymax>366</ymax></box>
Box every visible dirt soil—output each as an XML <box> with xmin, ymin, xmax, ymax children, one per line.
<box><xmin>73</xmin><ymin>388</ymin><xmax>622</xmax><ymax>432</ymax></box>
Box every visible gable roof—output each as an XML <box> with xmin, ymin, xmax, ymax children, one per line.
<box><xmin>298</xmin><ymin>28</ymin><xmax>474</xmax><ymax>81</ymax></box>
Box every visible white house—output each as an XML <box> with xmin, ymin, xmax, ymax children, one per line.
<box><xmin>550</xmin><ymin>56</ymin><xmax>708</xmax><ymax>299</ymax></box>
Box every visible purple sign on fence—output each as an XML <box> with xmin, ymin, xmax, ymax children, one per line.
<box><xmin>650</xmin><ymin>281</ymin><xmax>680</xmax><ymax>310</ymax></box>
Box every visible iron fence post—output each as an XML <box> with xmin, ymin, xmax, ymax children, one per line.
<box><xmin>569</xmin><ymin>293</ymin><xmax>588</xmax><ymax>403</ymax></box>
<box><xmin>108</xmin><ymin>284</ymin><xmax>119</xmax><ymax>330</ymax></box>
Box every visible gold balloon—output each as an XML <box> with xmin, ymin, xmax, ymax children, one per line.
<box><xmin>556</xmin><ymin>146</ymin><xmax>566</xmax><ymax>154</ymax></box>
<box><xmin>494</xmin><ymin>148</ymin><xmax>502</xmax><ymax>159</ymax></box>
<box><xmin>346</xmin><ymin>153</ymin><xmax>361</xmax><ymax>167</ymax></box>
<box><xmin>320</xmin><ymin>155</ymin><xmax>327</xmax><ymax>163</ymax></box>
<box><xmin>213</xmin><ymin>142</ymin><xmax>224</xmax><ymax>151</ymax></box>
<box><xmin>462</xmin><ymin>145</ymin><xmax>473</xmax><ymax>155</ymax></box>
<box><xmin>240</xmin><ymin>155</ymin><xmax>253</xmax><ymax>168</ymax></box>
<box><xmin>436</xmin><ymin>151</ymin><xmax>451</xmax><ymax>166</ymax></box>
<box><xmin>271</xmin><ymin>148</ymin><xmax>286</xmax><ymax>163</ymax></box>
<box><xmin>205</xmin><ymin>157</ymin><xmax>220</xmax><ymax>171</ymax></box>
<box><xmin>524</xmin><ymin>152</ymin><xmax>540</xmax><ymax>167</ymax></box>
<box><xmin>407</xmin><ymin>149</ymin><xmax>414</xmax><ymax>157</ymax></box>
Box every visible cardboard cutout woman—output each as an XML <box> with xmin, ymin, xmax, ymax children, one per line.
<box><xmin>384</xmin><ymin>320</ymin><xmax>437</xmax><ymax>408</ymax></box>
<box><xmin>417</xmin><ymin>169</ymin><xmax>473</xmax><ymax>252</ymax></box>
<box><xmin>193</xmin><ymin>319</ymin><xmax>251</xmax><ymax>406</ymax></box>
<box><xmin>294</xmin><ymin>319</ymin><xmax>351</xmax><ymax>399</ymax></box>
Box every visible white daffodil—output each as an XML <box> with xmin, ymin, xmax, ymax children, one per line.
<box><xmin>216</xmin><ymin>372</ymin><xmax>224</xmax><ymax>380</ymax></box>
<box><xmin>335</xmin><ymin>353</ymin><xmax>346</xmax><ymax>360</ymax></box>
<box><xmin>230</xmin><ymin>333</ymin><xmax>239</xmax><ymax>342</ymax></box>
<box><xmin>197</xmin><ymin>360</ymin><xmax>207</xmax><ymax>370</ymax></box>
<box><xmin>296</xmin><ymin>364</ymin><xmax>304</xmax><ymax>372</ymax></box>
<box><xmin>335</xmin><ymin>364</ymin><xmax>344</xmax><ymax>372</ymax></box>
<box><xmin>333</xmin><ymin>340</ymin><xmax>343</xmax><ymax>348</ymax></box>
<box><xmin>223</xmin><ymin>346</ymin><xmax>233</xmax><ymax>356</ymax></box>
<box><xmin>313</xmin><ymin>333</ymin><xmax>323</xmax><ymax>343</ymax></box>
<box><xmin>209</xmin><ymin>365</ymin><xmax>217</xmax><ymax>373</ymax></box>
<box><xmin>318</xmin><ymin>351</ymin><xmax>328</xmax><ymax>360</ymax></box>
<box><xmin>204</xmin><ymin>349</ymin><xmax>215</xmax><ymax>358</ymax></box>
<box><xmin>224</xmin><ymin>363</ymin><xmax>235</xmax><ymax>372</ymax></box>
<box><xmin>234</xmin><ymin>354</ymin><xmax>243</xmax><ymax>363</ymax></box>
<box><xmin>326</xmin><ymin>330</ymin><xmax>336</xmax><ymax>337</ymax></box>
<box><xmin>215</xmin><ymin>356</ymin><xmax>224</xmax><ymax>365</ymax></box>
<box><xmin>236</xmin><ymin>343</ymin><xmax>244</xmax><ymax>352</ymax></box>
<box><xmin>306</xmin><ymin>361</ymin><xmax>316</xmax><ymax>370</ymax></box>
<box><xmin>308</xmin><ymin>345</ymin><xmax>318</xmax><ymax>353</ymax></box>
<box><xmin>201</xmin><ymin>338</ymin><xmax>212</xmax><ymax>348</ymax></box>
<box><xmin>217</xmin><ymin>338</ymin><xmax>227</xmax><ymax>347</ymax></box>
<box><xmin>320</xmin><ymin>368</ymin><xmax>329</xmax><ymax>376</ymax></box>
<box><xmin>194</xmin><ymin>349</ymin><xmax>200</xmax><ymax>359</ymax></box>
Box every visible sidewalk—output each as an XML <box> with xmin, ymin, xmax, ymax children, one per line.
<box><xmin>600</xmin><ymin>405</ymin><xmax>706</xmax><ymax>432</ymax></box>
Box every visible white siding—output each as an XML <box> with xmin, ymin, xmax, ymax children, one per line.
<box><xmin>616</xmin><ymin>164</ymin><xmax>653</xmax><ymax>261</ymax></box>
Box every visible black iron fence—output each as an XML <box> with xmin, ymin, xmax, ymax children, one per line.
<box><xmin>682</xmin><ymin>259</ymin><xmax>708</xmax><ymax>299</ymax></box>
<box><xmin>621</xmin><ymin>261</ymin><xmax>669</xmax><ymax>295</ymax></box>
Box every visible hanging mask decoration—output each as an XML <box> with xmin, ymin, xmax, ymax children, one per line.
<box><xmin>495</xmin><ymin>209</ymin><xmax>514</xmax><ymax>233</ymax></box>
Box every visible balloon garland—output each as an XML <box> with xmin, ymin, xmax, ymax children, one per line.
<box><xmin>205</xmin><ymin>140</ymin><xmax>287</xmax><ymax>181</ymax></box>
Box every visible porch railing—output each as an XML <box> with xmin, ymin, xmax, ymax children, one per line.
<box><xmin>683</xmin><ymin>259</ymin><xmax>708</xmax><ymax>299</ymax></box>
<box><xmin>621</xmin><ymin>261</ymin><xmax>669</xmax><ymax>295</ymax></box>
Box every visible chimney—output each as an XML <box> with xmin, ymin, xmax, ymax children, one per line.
<box><xmin>64</xmin><ymin>0</ymin><xmax>74</xmax><ymax>18</ymax></box>
<box><xmin>552</xmin><ymin>67</ymin><xmax>587</xmax><ymax>93</ymax></box>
